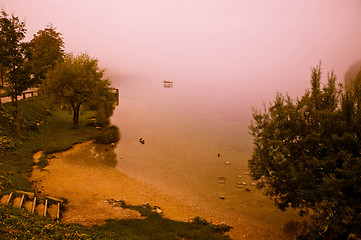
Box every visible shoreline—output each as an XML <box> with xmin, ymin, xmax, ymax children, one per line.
<box><xmin>31</xmin><ymin>141</ymin><xmax>295</xmax><ymax>240</ymax></box>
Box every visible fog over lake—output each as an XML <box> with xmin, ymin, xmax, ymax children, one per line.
<box><xmin>4</xmin><ymin>0</ymin><xmax>361</xmax><ymax>97</ymax></box>
<box><xmin>4</xmin><ymin>0</ymin><xmax>361</xmax><ymax>235</ymax></box>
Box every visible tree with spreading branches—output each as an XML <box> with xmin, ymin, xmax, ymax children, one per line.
<box><xmin>249</xmin><ymin>63</ymin><xmax>361</xmax><ymax>239</ymax></box>
<box><xmin>0</xmin><ymin>10</ymin><xmax>32</xmax><ymax>136</ymax></box>
<box><xmin>28</xmin><ymin>25</ymin><xmax>64</xmax><ymax>84</ymax></box>
<box><xmin>41</xmin><ymin>53</ymin><xmax>117</xmax><ymax>127</ymax></box>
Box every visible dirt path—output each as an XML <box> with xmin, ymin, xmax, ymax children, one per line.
<box><xmin>31</xmin><ymin>141</ymin><xmax>295</xmax><ymax>239</ymax></box>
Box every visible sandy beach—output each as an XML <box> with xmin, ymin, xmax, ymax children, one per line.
<box><xmin>31</xmin><ymin>141</ymin><xmax>296</xmax><ymax>240</ymax></box>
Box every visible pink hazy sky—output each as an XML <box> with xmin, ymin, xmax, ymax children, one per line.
<box><xmin>1</xmin><ymin>0</ymin><xmax>361</xmax><ymax>97</ymax></box>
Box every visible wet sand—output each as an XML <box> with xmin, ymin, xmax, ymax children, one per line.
<box><xmin>31</xmin><ymin>141</ymin><xmax>296</xmax><ymax>240</ymax></box>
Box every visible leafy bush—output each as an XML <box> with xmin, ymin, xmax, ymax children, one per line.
<box><xmin>95</xmin><ymin>110</ymin><xmax>111</xmax><ymax>127</ymax></box>
<box><xmin>0</xmin><ymin>136</ymin><xmax>15</xmax><ymax>151</ymax></box>
<box><xmin>94</xmin><ymin>125</ymin><xmax>120</xmax><ymax>144</ymax></box>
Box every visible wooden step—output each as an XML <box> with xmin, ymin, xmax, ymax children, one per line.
<box><xmin>32</xmin><ymin>197</ymin><xmax>37</xmax><ymax>213</ymax></box>
<box><xmin>15</xmin><ymin>191</ymin><xmax>34</xmax><ymax>199</ymax></box>
<box><xmin>35</xmin><ymin>203</ymin><xmax>45</xmax><ymax>216</ymax></box>
<box><xmin>23</xmin><ymin>200</ymin><xmax>33</xmax><ymax>212</ymax></box>
<box><xmin>0</xmin><ymin>194</ymin><xmax>8</xmax><ymax>204</ymax></box>
<box><xmin>19</xmin><ymin>195</ymin><xmax>25</xmax><ymax>208</ymax></box>
<box><xmin>6</xmin><ymin>192</ymin><xmax>13</xmax><ymax>204</ymax></box>
<box><xmin>44</xmin><ymin>199</ymin><xmax>48</xmax><ymax>217</ymax></box>
<box><xmin>12</xmin><ymin>197</ymin><xmax>22</xmax><ymax>208</ymax></box>
<box><xmin>1</xmin><ymin>192</ymin><xmax>63</xmax><ymax>220</ymax></box>
<box><xmin>47</xmin><ymin>203</ymin><xmax>59</xmax><ymax>220</ymax></box>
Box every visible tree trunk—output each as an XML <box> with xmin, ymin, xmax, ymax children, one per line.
<box><xmin>72</xmin><ymin>104</ymin><xmax>81</xmax><ymax>128</ymax></box>
<box><xmin>0</xmin><ymin>64</ymin><xmax>5</xmax><ymax>88</ymax></box>
<box><xmin>14</xmin><ymin>97</ymin><xmax>21</xmax><ymax>137</ymax></box>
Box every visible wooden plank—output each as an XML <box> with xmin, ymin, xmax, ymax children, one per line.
<box><xmin>16</xmin><ymin>190</ymin><xmax>34</xmax><ymax>199</ymax></box>
<box><xmin>6</xmin><ymin>192</ymin><xmax>13</xmax><ymax>205</ymax></box>
<box><xmin>57</xmin><ymin>202</ymin><xmax>60</xmax><ymax>219</ymax></box>
<box><xmin>46</xmin><ymin>195</ymin><xmax>64</xmax><ymax>203</ymax></box>
<box><xmin>19</xmin><ymin>195</ymin><xmax>25</xmax><ymax>208</ymax></box>
<box><xmin>31</xmin><ymin>197</ymin><xmax>36</xmax><ymax>213</ymax></box>
<box><xmin>43</xmin><ymin>199</ymin><xmax>48</xmax><ymax>217</ymax></box>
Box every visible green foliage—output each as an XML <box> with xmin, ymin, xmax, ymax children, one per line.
<box><xmin>41</xmin><ymin>53</ymin><xmax>117</xmax><ymax>127</ymax></box>
<box><xmin>0</xmin><ymin>11</ymin><xmax>26</xmax><ymax>68</ymax></box>
<box><xmin>0</xmin><ymin>97</ymin><xmax>50</xmax><ymax>150</ymax></box>
<box><xmin>0</xmin><ymin>97</ymin><xmax>53</xmax><ymax>193</ymax></box>
<box><xmin>0</xmin><ymin>206</ymin><xmax>117</xmax><ymax>239</ymax></box>
<box><xmin>0</xmin><ymin>62</ymin><xmax>8</xmax><ymax>88</ymax></box>
<box><xmin>0</xmin><ymin>135</ymin><xmax>15</xmax><ymax>151</ymax></box>
<box><xmin>0</xmin><ymin>10</ymin><xmax>32</xmax><ymax>98</ymax></box>
<box><xmin>94</xmin><ymin>125</ymin><xmax>120</xmax><ymax>144</ymax></box>
<box><xmin>0</xmin><ymin>97</ymin><xmax>100</xmax><ymax>194</ymax></box>
<box><xmin>343</xmin><ymin>68</ymin><xmax>361</xmax><ymax>126</ymax></box>
<box><xmin>249</xmin><ymin>63</ymin><xmax>361</xmax><ymax>239</ymax></box>
<box><xmin>0</xmin><ymin>10</ymin><xmax>34</xmax><ymax>137</ymax></box>
<box><xmin>344</xmin><ymin>59</ymin><xmax>361</xmax><ymax>87</ymax></box>
<box><xmin>28</xmin><ymin>24</ymin><xmax>64</xmax><ymax>84</ymax></box>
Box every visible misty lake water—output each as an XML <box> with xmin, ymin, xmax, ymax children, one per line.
<box><xmin>111</xmin><ymin>77</ymin><xmax>302</xmax><ymax>235</ymax></box>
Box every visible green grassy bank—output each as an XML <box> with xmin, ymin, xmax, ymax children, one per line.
<box><xmin>0</xmin><ymin>97</ymin><xmax>231</xmax><ymax>240</ymax></box>
<box><xmin>0</xmin><ymin>97</ymin><xmax>100</xmax><ymax>194</ymax></box>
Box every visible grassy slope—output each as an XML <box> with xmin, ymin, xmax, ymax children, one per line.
<box><xmin>0</xmin><ymin>97</ymin><xmax>231</xmax><ymax>240</ymax></box>
<box><xmin>0</xmin><ymin>97</ymin><xmax>98</xmax><ymax>194</ymax></box>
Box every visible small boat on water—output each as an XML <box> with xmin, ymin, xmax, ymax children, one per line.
<box><xmin>163</xmin><ymin>80</ymin><xmax>173</xmax><ymax>88</ymax></box>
